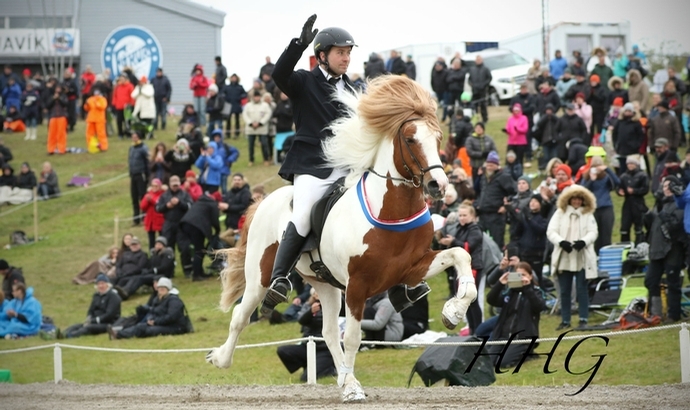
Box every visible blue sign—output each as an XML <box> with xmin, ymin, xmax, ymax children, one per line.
<box><xmin>101</xmin><ymin>25</ymin><xmax>163</xmax><ymax>81</ymax></box>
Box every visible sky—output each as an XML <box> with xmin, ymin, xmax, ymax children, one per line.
<box><xmin>192</xmin><ymin>0</ymin><xmax>690</xmax><ymax>90</ymax></box>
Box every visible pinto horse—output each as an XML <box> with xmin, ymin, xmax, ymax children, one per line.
<box><xmin>206</xmin><ymin>75</ymin><xmax>477</xmax><ymax>402</ymax></box>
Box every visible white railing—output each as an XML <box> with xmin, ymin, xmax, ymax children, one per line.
<box><xmin>0</xmin><ymin>323</ymin><xmax>688</xmax><ymax>385</ymax></box>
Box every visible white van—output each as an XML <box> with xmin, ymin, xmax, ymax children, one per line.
<box><xmin>462</xmin><ymin>49</ymin><xmax>532</xmax><ymax>106</ymax></box>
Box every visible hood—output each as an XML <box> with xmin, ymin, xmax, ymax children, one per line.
<box><xmin>628</xmin><ymin>69</ymin><xmax>641</xmax><ymax>84</ymax></box>
<box><xmin>2</xmin><ymin>164</ymin><xmax>14</xmax><ymax>175</ymax></box>
<box><xmin>207</xmin><ymin>141</ymin><xmax>219</xmax><ymax>151</ymax></box>
<box><xmin>607</xmin><ymin>76</ymin><xmax>624</xmax><ymax>91</ymax></box>
<box><xmin>557</xmin><ymin>184</ymin><xmax>596</xmax><ymax>214</ymax></box>
<box><xmin>368</xmin><ymin>53</ymin><xmax>381</xmax><ymax>63</ymax></box>
<box><xmin>139</xmin><ymin>83</ymin><xmax>154</xmax><ymax>97</ymax></box>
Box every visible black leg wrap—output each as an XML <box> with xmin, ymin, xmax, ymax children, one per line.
<box><xmin>388</xmin><ymin>281</ymin><xmax>431</xmax><ymax>312</ymax></box>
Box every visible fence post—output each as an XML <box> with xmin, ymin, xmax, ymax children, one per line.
<box><xmin>33</xmin><ymin>187</ymin><xmax>39</xmax><ymax>243</ymax></box>
<box><xmin>681</xmin><ymin>323</ymin><xmax>690</xmax><ymax>383</ymax></box>
<box><xmin>113</xmin><ymin>212</ymin><xmax>119</xmax><ymax>247</ymax></box>
<box><xmin>306</xmin><ymin>336</ymin><xmax>316</xmax><ymax>385</ymax></box>
<box><xmin>53</xmin><ymin>344</ymin><xmax>63</xmax><ymax>383</ymax></box>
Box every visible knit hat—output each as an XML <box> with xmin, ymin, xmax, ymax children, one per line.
<box><xmin>544</xmin><ymin>103</ymin><xmax>554</xmax><ymax>112</ymax></box>
<box><xmin>566</xmin><ymin>103</ymin><xmax>576</xmax><ymax>110</ymax></box>
<box><xmin>590</xmin><ymin>74</ymin><xmax>600</xmax><ymax>83</ymax></box>
<box><xmin>176</xmin><ymin>138</ymin><xmax>189</xmax><ymax>148</ymax></box>
<box><xmin>612</xmin><ymin>97</ymin><xmax>624</xmax><ymax>107</ymax></box>
<box><xmin>169</xmin><ymin>175</ymin><xmax>181</xmax><ymax>186</ymax></box>
<box><xmin>211</xmin><ymin>128</ymin><xmax>223</xmax><ymax>137</ymax></box>
<box><xmin>486</xmin><ymin>151</ymin><xmax>500</xmax><ymax>165</ymax></box>
<box><xmin>155</xmin><ymin>236</ymin><xmax>168</xmax><ymax>246</ymax></box>
<box><xmin>512</xmin><ymin>103</ymin><xmax>522</xmax><ymax>111</ymax></box>
<box><xmin>573</xmin><ymin>68</ymin><xmax>586</xmax><ymax>77</ymax></box>
<box><xmin>555</xmin><ymin>164</ymin><xmax>572</xmax><ymax>178</ymax></box>
<box><xmin>185</xmin><ymin>170</ymin><xmax>196</xmax><ymax>180</ymax></box>
<box><xmin>22</xmin><ymin>68</ymin><xmax>31</xmax><ymax>76</ymax></box>
<box><xmin>530</xmin><ymin>193</ymin><xmax>543</xmax><ymax>203</ymax></box>
<box><xmin>518</xmin><ymin>175</ymin><xmax>532</xmax><ymax>186</ymax></box>
<box><xmin>157</xmin><ymin>277</ymin><xmax>173</xmax><ymax>290</ymax></box>
<box><xmin>623</xmin><ymin>102</ymin><xmax>635</xmax><ymax>112</ymax></box>
<box><xmin>658</xmin><ymin>100</ymin><xmax>670</xmax><ymax>110</ymax></box>
<box><xmin>151</xmin><ymin>178</ymin><xmax>162</xmax><ymax>186</ymax></box>
<box><xmin>139</xmin><ymin>76</ymin><xmax>147</xmax><ymax>84</ymax></box>
<box><xmin>208</xmin><ymin>83</ymin><xmax>219</xmax><ymax>93</ymax></box>
<box><xmin>626</xmin><ymin>155</ymin><xmax>640</xmax><ymax>165</ymax></box>
<box><xmin>506</xmin><ymin>150</ymin><xmax>516</xmax><ymax>159</ymax></box>
<box><xmin>96</xmin><ymin>273</ymin><xmax>110</xmax><ymax>283</ymax></box>
<box><xmin>667</xmin><ymin>151</ymin><xmax>681</xmax><ymax>163</ymax></box>
<box><xmin>0</xmin><ymin>259</ymin><xmax>8</xmax><ymax>270</ymax></box>
<box><xmin>575</xmin><ymin>92</ymin><xmax>586</xmax><ymax>100</ymax></box>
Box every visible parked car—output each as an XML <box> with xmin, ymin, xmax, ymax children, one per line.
<box><xmin>462</xmin><ymin>49</ymin><xmax>532</xmax><ymax>106</ymax></box>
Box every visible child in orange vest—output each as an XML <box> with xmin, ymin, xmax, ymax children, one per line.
<box><xmin>83</xmin><ymin>89</ymin><xmax>109</xmax><ymax>152</ymax></box>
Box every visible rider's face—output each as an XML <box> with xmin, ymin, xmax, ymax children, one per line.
<box><xmin>326</xmin><ymin>46</ymin><xmax>352</xmax><ymax>76</ymax></box>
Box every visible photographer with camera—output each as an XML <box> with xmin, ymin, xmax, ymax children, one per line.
<box><xmin>484</xmin><ymin>262</ymin><xmax>545</xmax><ymax>369</ymax></box>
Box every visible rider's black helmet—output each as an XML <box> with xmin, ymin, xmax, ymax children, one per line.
<box><xmin>313</xmin><ymin>27</ymin><xmax>357</xmax><ymax>60</ymax></box>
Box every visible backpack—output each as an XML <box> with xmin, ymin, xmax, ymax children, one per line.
<box><xmin>10</xmin><ymin>230</ymin><xmax>29</xmax><ymax>245</ymax></box>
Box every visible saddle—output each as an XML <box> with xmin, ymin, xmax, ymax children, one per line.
<box><xmin>294</xmin><ymin>177</ymin><xmax>348</xmax><ymax>290</ymax></box>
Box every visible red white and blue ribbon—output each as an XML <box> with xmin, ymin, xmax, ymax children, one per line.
<box><xmin>357</xmin><ymin>172</ymin><xmax>430</xmax><ymax>232</ymax></box>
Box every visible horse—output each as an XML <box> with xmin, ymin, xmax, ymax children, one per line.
<box><xmin>206</xmin><ymin>75</ymin><xmax>478</xmax><ymax>402</ymax></box>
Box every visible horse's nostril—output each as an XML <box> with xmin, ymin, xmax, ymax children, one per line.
<box><xmin>427</xmin><ymin>181</ymin><xmax>439</xmax><ymax>190</ymax></box>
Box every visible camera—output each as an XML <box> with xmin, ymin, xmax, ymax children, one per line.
<box><xmin>507</xmin><ymin>271</ymin><xmax>523</xmax><ymax>289</ymax></box>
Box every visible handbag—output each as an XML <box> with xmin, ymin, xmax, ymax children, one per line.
<box><xmin>221</xmin><ymin>102</ymin><xmax>232</xmax><ymax>119</ymax></box>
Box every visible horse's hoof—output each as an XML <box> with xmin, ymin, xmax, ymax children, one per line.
<box><xmin>342</xmin><ymin>381</ymin><xmax>366</xmax><ymax>403</ymax></box>
<box><xmin>206</xmin><ymin>348</ymin><xmax>231</xmax><ymax>368</ymax></box>
<box><xmin>441</xmin><ymin>315</ymin><xmax>457</xmax><ymax>330</ymax></box>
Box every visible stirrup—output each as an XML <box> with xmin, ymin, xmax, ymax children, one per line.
<box><xmin>388</xmin><ymin>282</ymin><xmax>431</xmax><ymax>312</ymax></box>
<box><xmin>260</xmin><ymin>277</ymin><xmax>292</xmax><ymax>316</ymax></box>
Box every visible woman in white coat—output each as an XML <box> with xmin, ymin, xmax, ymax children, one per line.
<box><xmin>131</xmin><ymin>76</ymin><xmax>157</xmax><ymax>138</ymax></box>
<box><xmin>546</xmin><ymin>184</ymin><xmax>598</xmax><ymax>331</ymax></box>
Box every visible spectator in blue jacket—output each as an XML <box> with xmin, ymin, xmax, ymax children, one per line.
<box><xmin>194</xmin><ymin>141</ymin><xmax>223</xmax><ymax>193</ymax></box>
<box><xmin>549</xmin><ymin>50</ymin><xmax>569</xmax><ymax>81</ymax></box>
<box><xmin>211</xmin><ymin>130</ymin><xmax>240</xmax><ymax>194</ymax></box>
<box><xmin>580</xmin><ymin>156</ymin><xmax>619</xmax><ymax>254</ymax></box>
<box><xmin>0</xmin><ymin>282</ymin><xmax>42</xmax><ymax>338</ymax></box>
<box><xmin>2</xmin><ymin>76</ymin><xmax>22</xmax><ymax>111</ymax></box>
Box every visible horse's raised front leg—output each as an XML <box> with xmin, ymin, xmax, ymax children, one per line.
<box><xmin>206</xmin><ymin>273</ymin><xmax>265</xmax><ymax>369</ymax></box>
<box><xmin>423</xmin><ymin>247</ymin><xmax>478</xmax><ymax>330</ymax></box>
<box><xmin>338</xmin><ymin>302</ymin><xmax>366</xmax><ymax>403</ymax></box>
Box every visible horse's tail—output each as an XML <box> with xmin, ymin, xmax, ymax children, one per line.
<box><xmin>218</xmin><ymin>199</ymin><xmax>261</xmax><ymax>312</ymax></box>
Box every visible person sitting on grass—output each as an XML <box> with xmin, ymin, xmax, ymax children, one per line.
<box><xmin>360</xmin><ymin>291</ymin><xmax>404</xmax><ymax>347</ymax></box>
<box><xmin>108</xmin><ymin>277</ymin><xmax>190</xmax><ymax>340</ymax></box>
<box><xmin>117</xmin><ymin>236</ymin><xmax>175</xmax><ymax>300</ymax></box>
<box><xmin>0</xmin><ymin>282</ymin><xmax>42</xmax><ymax>339</ymax></box>
<box><xmin>72</xmin><ymin>246</ymin><xmax>118</xmax><ymax>285</ymax></box>
<box><xmin>112</xmin><ymin>236</ymin><xmax>149</xmax><ymax>296</ymax></box>
<box><xmin>63</xmin><ymin>274</ymin><xmax>121</xmax><ymax>338</ymax></box>
<box><xmin>37</xmin><ymin>161</ymin><xmax>60</xmax><ymax>200</ymax></box>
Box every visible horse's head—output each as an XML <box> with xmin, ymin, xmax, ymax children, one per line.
<box><xmin>394</xmin><ymin>118</ymin><xmax>448</xmax><ymax>200</ymax></box>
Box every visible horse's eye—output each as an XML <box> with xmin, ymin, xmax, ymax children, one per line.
<box><xmin>406</xmin><ymin>138</ymin><xmax>415</xmax><ymax>144</ymax></box>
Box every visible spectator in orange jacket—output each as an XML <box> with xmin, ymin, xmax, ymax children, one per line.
<box><xmin>83</xmin><ymin>89</ymin><xmax>109</xmax><ymax>151</ymax></box>
<box><xmin>182</xmin><ymin>170</ymin><xmax>202</xmax><ymax>201</ymax></box>
<box><xmin>189</xmin><ymin>64</ymin><xmax>209</xmax><ymax>127</ymax></box>
<box><xmin>112</xmin><ymin>75</ymin><xmax>135</xmax><ymax>139</ymax></box>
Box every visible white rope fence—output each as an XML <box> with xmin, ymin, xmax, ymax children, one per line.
<box><xmin>1</xmin><ymin>323</ymin><xmax>688</xmax><ymax>386</ymax></box>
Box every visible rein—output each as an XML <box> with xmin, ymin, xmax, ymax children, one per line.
<box><xmin>367</xmin><ymin>117</ymin><xmax>444</xmax><ymax>188</ymax></box>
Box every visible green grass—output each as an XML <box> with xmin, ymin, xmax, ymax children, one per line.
<box><xmin>0</xmin><ymin>108</ymin><xmax>681</xmax><ymax>388</ymax></box>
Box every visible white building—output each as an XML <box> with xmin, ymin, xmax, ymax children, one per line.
<box><xmin>0</xmin><ymin>0</ymin><xmax>225</xmax><ymax>109</ymax></box>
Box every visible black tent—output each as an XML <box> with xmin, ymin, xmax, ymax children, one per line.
<box><xmin>408</xmin><ymin>336</ymin><xmax>496</xmax><ymax>387</ymax></box>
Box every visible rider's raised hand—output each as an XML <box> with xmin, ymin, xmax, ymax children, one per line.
<box><xmin>299</xmin><ymin>14</ymin><xmax>318</xmax><ymax>45</ymax></box>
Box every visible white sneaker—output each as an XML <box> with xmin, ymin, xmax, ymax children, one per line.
<box><xmin>24</xmin><ymin>132</ymin><xmax>30</xmax><ymax>141</ymax></box>
<box><xmin>31</xmin><ymin>128</ymin><xmax>37</xmax><ymax>140</ymax></box>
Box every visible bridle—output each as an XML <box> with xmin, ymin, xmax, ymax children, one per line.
<box><xmin>367</xmin><ymin>117</ymin><xmax>444</xmax><ymax>188</ymax></box>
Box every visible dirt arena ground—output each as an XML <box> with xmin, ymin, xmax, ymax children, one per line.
<box><xmin>2</xmin><ymin>382</ymin><xmax>689</xmax><ymax>409</ymax></box>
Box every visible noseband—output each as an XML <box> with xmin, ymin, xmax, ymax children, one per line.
<box><xmin>368</xmin><ymin>117</ymin><xmax>444</xmax><ymax>187</ymax></box>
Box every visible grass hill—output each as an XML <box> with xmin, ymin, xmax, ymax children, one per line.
<box><xmin>0</xmin><ymin>107</ymin><xmax>682</xmax><ymax>388</ymax></box>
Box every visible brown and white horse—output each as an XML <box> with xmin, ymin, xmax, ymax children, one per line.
<box><xmin>206</xmin><ymin>75</ymin><xmax>477</xmax><ymax>402</ymax></box>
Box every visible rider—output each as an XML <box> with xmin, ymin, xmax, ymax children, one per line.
<box><xmin>261</xmin><ymin>15</ymin><xmax>356</xmax><ymax>314</ymax></box>
<box><xmin>262</xmin><ymin>14</ymin><xmax>430</xmax><ymax>315</ymax></box>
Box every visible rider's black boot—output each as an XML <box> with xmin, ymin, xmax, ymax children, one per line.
<box><xmin>388</xmin><ymin>281</ymin><xmax>432</xmax><ymax>312</ymax></box>
<box><xmin>260</xmin><ymin>222</ymin><xmax>307</xmax><ymax>316</ymax></box>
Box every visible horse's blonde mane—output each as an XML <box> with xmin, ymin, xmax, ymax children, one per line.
<box><xmin>323</xmin><ymin>75</ymin><xmax>440</xmax><ymax>186</ymax></box>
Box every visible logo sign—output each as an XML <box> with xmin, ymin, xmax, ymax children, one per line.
<box><xmin>101</xmin><ymin>25</ymin><xmax>163</xmax><ymax>81</ymax></box>
<box><xmin>52</xmin><ymin>31</ymin><xmax>74</xmax><ymax>52</ymax></box>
